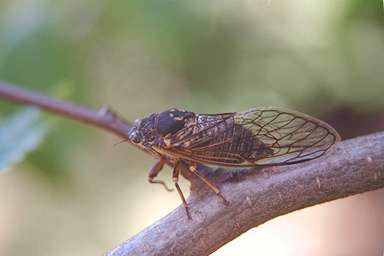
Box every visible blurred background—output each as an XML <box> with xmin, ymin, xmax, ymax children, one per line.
<box><xmin>0</xmin><ymin>0</ymin><xmax>383</xmax><ymax>255</ymax></box>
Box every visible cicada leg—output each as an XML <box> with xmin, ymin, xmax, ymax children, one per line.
<box><xmin>186</xmin><ymin>163</ymin><xmax>229</xmax><ymax>205</ymax></box>
<box><xmin>173</xmin><ymin>162</ymin><xmax>191</xmax><ymax>220</ymax></box>
<box><xmin>147</xmin><ymin>158</ymin><xmax>173</xmax><ymax>192</ymax></box>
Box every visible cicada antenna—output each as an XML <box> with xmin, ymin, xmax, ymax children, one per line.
<box><xmin>113</xmin><ymin>138</ymin><xmax>130</xmax><ymax>146</ymax></box>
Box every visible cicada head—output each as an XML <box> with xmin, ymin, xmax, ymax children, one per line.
<box><xmin>128</xmin><ymin>114</ymin><xmax>157</xmax><ymax>149</ymax></box>
<box><xmin>128</xmin><ymin>108</ymin><xmax>194</xmax><ymax>149</ymax></box>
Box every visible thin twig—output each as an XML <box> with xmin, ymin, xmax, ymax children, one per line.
<box><xmin>0</xmin><ymin>81</ymin><xmax>383</xmax><ymax>256</ymax></box>
<box><xmin>0</xmin><ymin>81</ymin><xmax>131</xmax><ymax>139</ymax></box>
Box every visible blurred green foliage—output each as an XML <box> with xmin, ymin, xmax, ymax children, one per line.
<box><xmin>0</xmin><ymin>108</ymin><xmax>48</xmax><ymax>172</ymax></box>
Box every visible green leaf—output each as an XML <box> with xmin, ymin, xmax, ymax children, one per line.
<box><xmin>0</xmin><ymin>108</ymin><xmax>48</xmax><ymax>172</ymax></box>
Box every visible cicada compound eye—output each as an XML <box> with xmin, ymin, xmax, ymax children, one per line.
<box><xmin>129</xmin><ymin>119</ymin><xmax>142</xmax><ymax>144</ymax></box>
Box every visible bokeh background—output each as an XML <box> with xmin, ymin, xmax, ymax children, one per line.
<box><xmin>0</xmin><ymin>0</ymin><xmax>383</xmax><ymax>255</ymax></box>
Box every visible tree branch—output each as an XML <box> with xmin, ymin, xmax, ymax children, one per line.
<box><xmin>107</xmin><ymin>132</ymin><xmax>384</xmax><ymax>256</ymax></box>
<box><xmin>0</xmin><ymin>81</ymin><xmax>383</xmax><ymax>256</ymax></box>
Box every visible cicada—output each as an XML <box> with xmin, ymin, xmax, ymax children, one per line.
<box><xmin>128</xmin><ymin>107</ymin><xmax>340</xmax><ymax>219</ymax></box>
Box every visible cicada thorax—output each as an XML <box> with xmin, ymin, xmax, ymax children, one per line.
<box><xmin>156</xmin><ymin>109</ymin><xmax>195</xmax><ymax>136</ymax></box>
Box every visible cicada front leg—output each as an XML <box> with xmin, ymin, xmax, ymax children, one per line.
<box><xmin>147</xmin><ymin>158</ymin><xmax>173</xmax><ymax>192</ymax></box>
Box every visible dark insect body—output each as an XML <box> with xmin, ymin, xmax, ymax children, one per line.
<box><xmin>128</xmin><ymin>107</ymin><xmax>341</xmax><ymax>219</ymax></box>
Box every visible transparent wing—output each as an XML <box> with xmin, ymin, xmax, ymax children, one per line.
<box><xmin>233</xmin><ymin>108</ymin><xmax>341</xmax><ymax>165</ymax></box>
